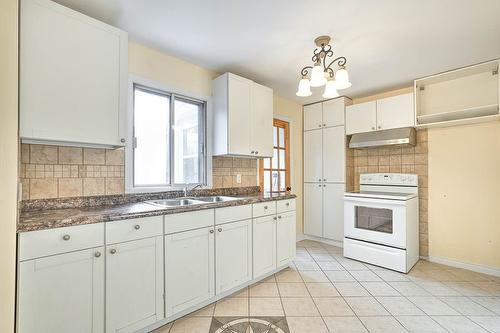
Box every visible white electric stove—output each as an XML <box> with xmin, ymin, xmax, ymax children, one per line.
<box><xmin>343</xmin><ymin>173</ymin><xmax>419</xmax><ymax>273</ymax></box>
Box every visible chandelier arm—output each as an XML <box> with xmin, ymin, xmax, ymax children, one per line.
<box><xmin>311</xmin><ymin>49</ymin><xmax>321</xmax><ymax>63</ymax></box>
<box><xmin>326</xmin><ymin>67</ymin><xmax>335</xmax><ymax>79</ymax></box>
<box><xmin>300</xmin><ymin>66</ymin><xmax>313</xmax><ymax>77</ymax></box>
<box><xmin>323</xmin><ymin>50</ymin><xmax>334</xmax><ymax>71</ymax></box>
<box><xmin>325</xmin><ymin>56</ymin><xmax>347</xmax><ymax>72</ymax></box>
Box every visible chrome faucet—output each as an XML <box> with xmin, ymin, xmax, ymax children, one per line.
<box><xmin>183</xmin><ymin>184</ymin><xmax>203</xmax><ymax>197</ymax></box>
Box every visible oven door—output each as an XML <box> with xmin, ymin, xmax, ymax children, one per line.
<box><xmin>344</xmin><ymin>196</ymin><xmax>407</xmax><ymax>249</ymax></box>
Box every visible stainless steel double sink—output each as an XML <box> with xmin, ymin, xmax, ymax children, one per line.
<box><xmin>144</xmin><ymin>196</ymin><xmax>239</xmax><ymax>208</ymax></box>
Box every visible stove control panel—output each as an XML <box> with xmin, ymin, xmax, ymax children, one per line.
<box><xmin>360</xmin><ymin>173</ymin><xmax>418</xmax><ymax>187</ymax></box>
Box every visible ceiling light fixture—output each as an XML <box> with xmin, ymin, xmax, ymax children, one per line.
<box><xmin>296</xmin><ymin>35</ymin><xmax>351</xmax><ymax>98</ymax></box>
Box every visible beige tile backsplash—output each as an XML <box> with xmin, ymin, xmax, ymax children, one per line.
<box><xmin>20</xmin><ymin>145</ymin><xmax>258</xmax><ymax>200</ymax></box>
<box><xmin>346</xmin><ymin>129</ymin><xmax>429</xmax><ymax>256</ymax></box>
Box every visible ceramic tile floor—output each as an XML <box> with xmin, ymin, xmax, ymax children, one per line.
<box><xmin>152</xmin><ymin>240</ymin><xmax>500</xmax><ymax>333</ymax></box>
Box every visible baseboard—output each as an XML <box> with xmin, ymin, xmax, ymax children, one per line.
<box><xmin>297</xmin><ymin>234</ymin><xmax>344</xmax><ymax>248</ymax></box>
<box><xmin>428</xmin><ymin>255</ymin><xmax>500</xmax><ymax>277</ymax></box>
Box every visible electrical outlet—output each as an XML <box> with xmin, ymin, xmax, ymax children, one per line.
<box><xmin>236</xmin><ymin>174</ymin><xmax>242</xmax><ymax>184</ymax></box>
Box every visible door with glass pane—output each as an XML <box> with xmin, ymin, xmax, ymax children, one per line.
<box><xmin>259</xmin><ymin>119</ymin><xmax>290</xmax><ymax>194</ymax></box>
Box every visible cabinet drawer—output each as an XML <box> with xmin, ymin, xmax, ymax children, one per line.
<box><xmin>215</xmin><ymin>204</ymin><xmax>252</xmax><ymax>225</ymax></box>
<box><xmin>106</xmin><ymin>216</ymin><xmax>163</xmax><ymax>244</ymax></box>
<box><xmin>252</xmin><ymin>201</ymin><xmax>277</xmax><ymax>217</ymax></box>
<box><xmin>19</xmin><ymin>223</ymin><xmax>104</xmax><ymax>261</ymax></box>
<box><xmin>277</xmin><ymin>199</ymin><xmax>296</xmax><ymax>213</ymax></box>
<box><xmin>165</xmin><ymin>209</ymin><xmax>214</xmax><ymax>234</ymax></box>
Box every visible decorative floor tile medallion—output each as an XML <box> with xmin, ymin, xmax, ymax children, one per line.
<box><xmin>210</xmin><ymin>317</ymin><xmax>289</xmax><ymax>333</ymax></box>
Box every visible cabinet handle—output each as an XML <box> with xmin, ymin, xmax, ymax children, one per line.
<box><xmin>94</xmin><ymin>251</ymin><xmax>101</xmax><ymax>258</ymax></box>
<box><xmin>371</xmin><ymin>127</ymin><xmax>375</xmax><ymax>130</ymax></box>
<box><xmin>134</xmin><ymin>224</ymin><xmax>141</xmax><ymax>230</ymax></box>
<box><xmin>120</xmin><ymin>138</ymin><xmax>126</xmax><ymax>143</ymax></box>
<box><xmin>62</xmin><ymin>234</ymin><xmax>70</xmax><ymax>241</ymax></box>
<box><xmin>209</xmin><ymin>229</ymin><xmax>214</xmax><ymax>234</ymax></box>
<box><xmin>110</xmin><ymin>249</ymin><xmax>117</xmax><ymax>254</ymax></box>
<box><xmin>217</xmin><ymin>228</ymin><xmax>222</xmax><ymax>232</ymax></box>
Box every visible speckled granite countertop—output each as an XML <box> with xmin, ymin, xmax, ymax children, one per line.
<box><xmin>18</xmin><ymin>190</ymin><xmax>296</xmax><ymax>233</ymax></box>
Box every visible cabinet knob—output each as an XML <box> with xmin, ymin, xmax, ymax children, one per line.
<box><xmin>318</xmin><ymin>124</ymin><xmax>322</xmax><ymax>128</ymax></box>
<box><xmin>120</xmin><ymin>138</ymin><xmax>126</xmax><ymax>143</ymax></box>
<box><xmin>278</xmin><ymin>215</ymin><xmax>282</xmax><ymax>219</ymax></box>
<box><xmin>323</xmin><ymin>179</ymin><xmax>326</xmax><ymax>181</ymax></box>
<box><xmin>94</xmin><ymin>251</ymin><xmax>101</xmax><ymax>258</ymax></box>
<box><xmin>318</xmin><ymin>178</ymin><xmax>321</xmax><ymax>182</ymax></box>
<box><xmin>273</xmin><ymin>216</ymin><xmax>277</xmax><ymax>220</ymax></box>
<box><xmin>110</xmin><ymin>249</ymin><xmax>117</xmax><ymax>254</ymax></box>
<box><xmin>371</xmin><ymin>127</ymin><xmax>375</xmax><ymax>130</ymax></box>
<box><xmin>217</xmin><ymin>228</ymin><xmax>222</xmax><ymax>232</ymax></box>
<box><xmin>286</xmin><ymin>203</ymin><xmax>290</xmax><ymax>207</ymax></box>
<box><xmin>323</xmin><ymin>184</ymin><xmax>326</xmax><ymax>187</ymax></box>
<box><xmin>251</xmin><ymin>150</ymin><xmax>255</xmax><ymax>154</ymax></box>
<box><xmin>378</xmin><ymin>126</ymin><xmax>381</xmax><ymax>129</ymax></box>
<box><xmin>264</xmin><ymin>205</ymin><xmax>268</xmax><ymax>209</ymax></box>
<box><xmin>62</xmin><ymin>234</ymin><xmax>70</xmax><ymax>241</ymax></box>
<box><xmin>209</xmin><ymin>229</ymin><xmax>214</xmax><ymax>234</ymax></box>
<box><xmin>323</xmin><ymin>124</ymin><xmax>326</xmax><ymax>127</ymax></box>
<box><xmin>134</xmin><ymin>224</ymin><xmax>141</xmax><ymax>230</ymax></box>
<box><xmin>255</xmin><ymin>151</ymin><xmax>258</xmax><ymax>155</ymax></box>
<box><xmin>318</xmin><ymin>184</ymin><xmax>322</xmax><ymax>187</ymax></box>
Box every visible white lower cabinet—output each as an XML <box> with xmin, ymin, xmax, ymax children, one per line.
<box><xmin>18</xmin><ymin>247</ymin><xmax>105</xmax><ymax>333</ymax></box>
<box><xmin>252</xmin><ymin>215</ymin><xmax>276</xmax><ymax>278</ymax></box>
<box><xmin>165</xmin><ymin>226</ymin><xmax>215</xmax><ymax>317</ymax></box>
<box><xmin>322</xmin><ymin>183</ymin><xmax>345</xmax><ymax>242</ymax></box>
<box><xmin>215</xmin><ymin>219</ymin><xmax>253</xmax><ymax>294</ymax></box>
<box><xmin>304</xmin><ymin>183</ymin><xmax>323</xmax><ymax>237</ymax></box>
<box><xmin>105</xmin><ymin>236</ymin><xmax>164</xmax><ymax>333</ymax></box>
<box><xmin>277</xmin><ymin>211</ymin><xmax>296</xmax><ymax>266</ymax></box>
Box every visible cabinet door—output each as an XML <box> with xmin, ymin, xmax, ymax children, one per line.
<box><xmin>165</xmin><ymin>226</ymin><xmax>215</xmax><ymax>317</ymax></box>
<box><xmin>277</xmin><ymin>211</ymin><xmax>296</xmax><ymax>266</ymax></box>
<box><xmin>303</xmin><ymin>103</ymin><xmax>323</xmax><ymax>131</ymax></box>
<box><xmin>20</xmin><ymin>0</ymin><xmax>127</xmax><ymax>146</ymax></box>
<box><xmin>18</xmin><ymin>247</ymin><xmax>105</xmax><ymax>333</ymax></box>
<box><xmin>216</xmin><ymin>219</ymin><xmax>252</xmax><ymax>294</ymax></box>
<box><xmin>323</xmin><ymin>126</ymin><xmax>346</xmax><ymax>183</ymax></box>
<box><xmin>228</xmin><ymin>74</ymin><xmax>252</xmax><ymax>155</ymax></box>
<box><xmin>253</xmin><ymin>215</ymin><xmax>276</xmax><ymax>278</ymax></box>
<box><xmin>303</xmin><ymin>183</ymin><xmax>323</xmax><ymax>237</ymax></box>
<box><xmin>106</xmin><ymin>237</ymin><xmax>164</xmax><ymax>333</ymax></box>
<box><xmin>376</xmin><ymin>93</ymin><xmax>415</xmax><ymax>130</ymax></box>
<box><xmin>322</xmin><ymin>98</ymin><xmax>345</xmax><ymax>127</ymax></box>
<box><xmin>345</xmin><ymin>101</ymin><xmax>377</xmax><ymax>135</ymax></box>
<box><xmin>303</xmin><ymin>129</ymin><xmax>323</xmax><ymax>183</ymax></box>
<box><xmin>323</xmin><ymin>183</ymin><xmax>345</xmax><ymax>242</ymax></box>
<box><xmin>251</xmin><ymin>82</ymin><xmax>273</xmax><ymax>157</ymax></box>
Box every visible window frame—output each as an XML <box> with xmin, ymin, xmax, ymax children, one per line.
<box><xmin>126</xmin><ymin>75</ymin><xmax>212</xmax><ymax>193</ymax></box>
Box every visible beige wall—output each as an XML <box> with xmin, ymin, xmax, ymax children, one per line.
<box><xmin>0</xmin><ymin>0</ymin><xmax>18</xmax><ymax>331</ymax></box>
<box><xmin>273</xmin><ymin>95</ymin><xmax>304</xmax><ymax>234</ymax></box>
<box><xmin>428</xmin><ymin>122</ymin><xmax>500</xmax><ymax>269</ymax></box>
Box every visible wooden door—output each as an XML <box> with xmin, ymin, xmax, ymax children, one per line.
<box><xmin>322</xmin><ymin>126</ymin><xmax>346</xmax><ymax>183</ymax></box>
<box><xmin>215</xmin><ymin>219</ymin><xmax>252</xmax><ymax>294</ymax></box>
<box><xmin>277</xmin><ymin>211</ymin><xmax>296</xmax><ymax>266</ymax></box>
<box><xmin>345</xmin><ymin>101</ymin><xmax>377</xmax><ymax>135</ymax></box>
<box><xmin>253</xmin><ymin>215</ymin><xmax>277</xmax><ymax>278</ymax></box>
<box><xmin>18</xmin><ymin>247</ymin><xmax>105</xmax><ymax>333</ymax></box>
<box><xmin>303</xmin><ymin>103</ymin><xmax>323</xmax><ymax>131</ymax></box>
<box><xmin>165</xmin><ymin>226</ymin><xmax>215</xmax><ymax>317</ymax></box>
<box><xmin>303</xmin><ymin>129</ymin><xmax>322</xmax><ymax>183</ymax></box>
<box><xmin>259</xmin><ymin>119</ymin><xmax>290</xmax><ymax>193</ymax></box>
<box><xmin>106</xmin><ymin>237</ymin><xmax>164</xmax><ymax>333</ymax></box>
<box><xmin>303</xmin><ymin>183</ymin><xmax>323</xmax><ymax>237</ymax></box>
<box><xmin>323</xmin><ymin>183</ymin><xmax>345</xmax><ymax>242</ymax></box>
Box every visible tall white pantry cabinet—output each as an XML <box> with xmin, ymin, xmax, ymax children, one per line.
<box><xmin>303</xmin><ymin>97</ymin><xmax>351</xmax><ymax>243</ymax></box>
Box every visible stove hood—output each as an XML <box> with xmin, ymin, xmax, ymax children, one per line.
<box><xmin>348</xmin><ymin>127</ymin><xmax>416</xmax><ymax>149</ymax></box>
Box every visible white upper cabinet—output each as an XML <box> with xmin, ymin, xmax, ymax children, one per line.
<box><xmin>251</xmin><ymin>82</ymin><xmax>274</xmax><ymax>157</ymax></box>
<box><xmin>345</xmin><ymin>101</ymin><xmax>377</xmax><ymax>135</ymax></box>
<box><xmin>322</xmin><ymin>98</ymin><xmax>346</xmax><ymax>128</ymax></box>
<box><xmin>303</xmin><ymin>103</ymin><xmax>323</xmax><ymax>131</ymax></box>
<box><xmin>346</xmin><ymin>93</ymin><xmax>415</xmax><ymax>134</ymax></box>
<box><xmin>20</xmin><ymin>0</ymin><xmax>128</xmax><ymax>147</ymax></box>
<box><xmin>303</xmin><ymin>129</ymin><xmax>322</xmax><ymax>183</ymax></box>
<box><xmin>376</xmin><ymin>93</ymin><xmax>415</xmax><ymax>130</ymax></box>
<box><xmin>213</xmin><ymin>73</ymin><xmax>273</xmax><ymax>157</ymax></box>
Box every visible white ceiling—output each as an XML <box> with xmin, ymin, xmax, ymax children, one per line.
<box><xmin>53</xmin><ymin>0</ymin><xmax>500</xmax><ymax>104</ymax></box>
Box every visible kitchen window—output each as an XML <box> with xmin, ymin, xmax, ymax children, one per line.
<box><xmin>131</xmin><ymin>83</ymin><xmax>206</xmax><ymax>189</ymax></box>
<box><xmin>259</xmin><ymin>119</ymin><xmax>290</xmax><ymax>193</ymax></box>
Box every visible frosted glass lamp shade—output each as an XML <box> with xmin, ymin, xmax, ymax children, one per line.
<box><xmin>309</xmin><ymin>64</ymin><xmax>327</xmax><ymax>87</ymax></box>
<box><xmin>296</xmin><ymin>78</ymin><xmax>312</xmax><ymax>97</ymax></box>
<box><xmin>322</xmin><ymin>80</ymin><xmax>339</xmax><ymax>98</ymax></box>
<box><xmin>334</xmin><ymin>68</ymin><xmax>352</xmax><ymax>89</ymax></box>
